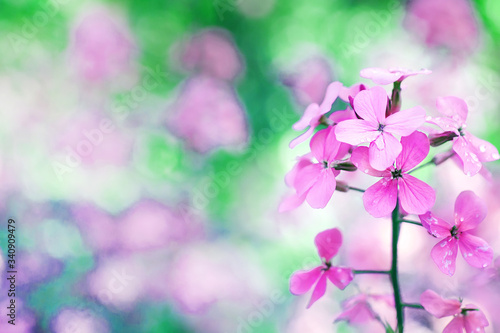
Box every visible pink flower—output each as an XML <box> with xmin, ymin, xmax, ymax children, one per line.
<box><xmin>290</xmin><ymin>228</ymin><xmax>353</xmax><ymax>308</ymax></box>
<box><xmin>420</xmin><ymin>290</ymin><xmax>489</xmax><ymax>333</ymax></box>
<box><xmin>335</xmin><ymin>86</ymin><xmax>426</xmax><ymax>170</ymax></box>
<box><xmin>427</xmin><ymin>96</ymin><xmax>499</xmax><ymax>176</ymax></box>
<box><xmin>351</xmin><ymin>131</ymin><xmax>435</xmax><ymax>217</ymax></box>
<box><xmin>419</xmin><ymin>191</ymin><xmax>493</xmax><ymax>276</ymax></box>
<box><xmin>335</xmin><ymin>293</ymin><xmax>394</xmax><ymax>324</ymax></box>
<box><xmin>360</xmin><ymin>67</ymin><xmax>431</xmax><ymax>85</ymax></box>
<box><xmin>289</xmin><ymin>82</ymin><xmax>343</xmax><ymax>148</ymax></box>
<box><xmin>281</xmin><ymin>127</ymin><xmax>352</xmax><ymax>210</ymax></box>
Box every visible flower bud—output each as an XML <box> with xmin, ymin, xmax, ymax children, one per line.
<box><xmin>429</xmin><ymin>131</ymin><xmax>458</xmax><ymax>147</ymax></box>
<box><xmin>335</xmin><ymin>181</ymin><xmax>349</xmax><ymax>192</ymax></box>
<box><xmin>333</xmin><ymin>161</ymin><xmax>357</xmax><ymax>171</ymax></box>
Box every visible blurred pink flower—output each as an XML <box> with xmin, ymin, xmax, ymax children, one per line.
<box><xmin>351</xmin><ymin>131</ymin><xmax>435</xmax><ymax>217</ymax></box>
<box><xmin>178</xmin><ymin>29</ymin><xmax>243</xmax><ymax>81</ymax></box>
<box><xmin>335</xmin><ymin>293</ymin><xmax>394</xmax><ymax>325</ymax></box>
<box><xmin>427</xmin><ymin>96</ymin><xmax>499</xmax><ymax>176</ymax></box>
<box><xmin>71</xmin><ymin>8</ymin><xmax>135</xmax><ymax>81</ymax></box>
<box><xmin>289</xmin><ymin>82</ymin><xmax>343</xmax><ymax>148</ymax></box>
<box><xmin>360</xmin><ymin>67</ymin><xmax>431</xmax><ymax>85</ymax></box>
<box><xmin>420</xmin><ymin>289</ymin><xmax>489</xmax><ymax>332</ymax></box>
<box><xmin>336</xmin><ymin>86</ymin><xmax>426</xmax><ymax>170</ymax></box>
<box><xmin>169</xmin><ymin>76</ymin><xmax>248</xmax><ymax>153</ymax></box>
<box><xmin>419</xmin><ymin>191</ymin><xmax>493</xmax><ymax>276</ymax></box>
<box><xmin>281</xmin><ymin>57</ymin><xmax>334</xmax><ymax>106</ymax></box>
<box><xmin>52</xmin><ymin>308</ymin><xmax>110</xmax><ymax>333</ymax></box>
<box><xmin>290</xmin><ymin>228</ymin><xmax>353</xmax><ymax>308</ymax></box>
<box><xmin>405</xmin><ymin>0</ymin><xmax>479</xmax><ymax>54</ymax></box>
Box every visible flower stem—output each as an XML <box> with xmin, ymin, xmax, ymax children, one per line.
<box><xmin>347</xmin><ymin>186</ymin><xmax>365</xmax><ymax>193</ymax></box>
<box><xmin>399</xmin><ymin>219</ymin><xmax>422</xmax><ymax>226</ymax></box>
<box><xmin>403</xmin><ymin>303</ymin><xmax>424</xmax><ymax>309</ymax></box>
<box><xmin>391</xmin><ymin>200</ymin><xmax>404</xmax><ymax>332</ymax></box>
<box><xmin>353</xmin><ymin>270</ymin><xmax>390</xmax><ymax>275</ymax></box>
<box><xmin>408</xmin><ymin>160</ymin><xmax>434</xmax><ymax>174</ymax></box>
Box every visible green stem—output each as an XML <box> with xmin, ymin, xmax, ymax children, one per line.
<box><xmin>403</xmin><ymin>303</ymin><xmax>424</xmax><ymax>309</ymax></box>
<box><xmin>348</xmin><ymin>186</ymin><xmax>365</xmax><ymax>193</ymax></box>
<box><xmin>391</xmin><ymin>200</ymin><xmax>404</xmax><ymax>332</ymax></box>
<box><xmin>353</xmin><ymin>270</ymin><xmax>390</xmax><ymax>275</ymax></box>
<box><xmin>399</xmin><ymin>219</ymin><xmax>422</xmax><ymax>226</ymax></box>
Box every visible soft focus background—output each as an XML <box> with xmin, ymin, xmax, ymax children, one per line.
<box><xmin>1</xmin><ymin>0</ymin><xmax>500</xmax><ymax>332</ymax></box>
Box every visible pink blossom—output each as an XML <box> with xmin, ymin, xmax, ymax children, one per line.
<box><xmin>420</xmin><ymin>290</ymin><xmax>489</xmax><ymax>332</ymax></box>
<box><xmin>177</xmin><ymin>29</ymin><xmax>243</xmax><ymax>81</ymax></box>
<box><xmin>404</xmin><ymin>0</ymin><xmax>479</xmax><ymax>54</ymax></box>
<box><xmin>289</xmin><ymin>82</ymin><xmax>343</xmax><ymax>148</ymax></box>
<box><xmin>169</xmin><ymin>76</ymin><xmax>248</xmax><ymax>153</ymax></box>
<box><xmin>360</xmin><ymin>68</ymin><xmax>431</xmax><ymax>85</ymax></box>
<box><xmin>335</xmin><ymin>293</ymin><xmax>394</xmax><ymax>325</ymax></box>
<box><xmin>427</xmin><ymin>96</ymin><xmax>499</xmax><ymax>176</ymax></box>
<box><xmin>280</xmin><ymin>127</ymin><xmax>351</xmax><ymax>210</ymax></box>
<box><xmin>335</xmin><ymin>86</ymin><xmax>426</xmax><ymax>170</ymax></box>
<box><xmin>290</xmin><ymin>228</ymin><xmax>353</xmax><ymax>308</ymax></box>
<box><xmin>419</xmin><ymin>191</ymin><xmax>493</xmax><ymax>276</ymax></box>
<box><xmin>351</xmin><ymin>131</ymin><xmax>435</xmax><ymax>217</ymax></box>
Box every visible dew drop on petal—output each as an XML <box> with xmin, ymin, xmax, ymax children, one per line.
<box><xmin>479</xmin><ymin>145</ymin><xmax>486</xmax><ymax>153</ymax></box>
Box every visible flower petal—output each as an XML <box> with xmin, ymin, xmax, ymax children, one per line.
<box><xmin>289</xmin><ymin>126</ymin><xmax>316</xmax><ymax>149</ymax></box>
<box><xmin>285</xmin><ymin>155</ymin><xmax>313</xmax><ymax>187</ymax></box>
<box><xmin>398</xmin><ymin>174</ymin><xmax>435</xmax><ymax>215</ymax></box>
<box><xmin>454</xmin><ymin>190</ymin><xmax>487</xmax><ymax>231</ymax></box>
<box><xmin>335</xmin><ymin>119</ymin><xmax>379</xmax><ymax>145</ymax></box>
<box><xmin>436</xmin><ymin>96</ymin><xmax>468</xmax><ymax>125</ymax></box>
<box><xmin>326</xmin><ymin>267</ymin><xmax>353</xmax><ymax>290</ymax></box>
<box><xmin>419</xmin><ymin>212</ymin><xmax>452</xmax><ymax>238</ymax></box>
<box><xmin>350</xmin><ymin>146</ymin><xmax>390</xmax><ymax>177</ymax></box>
<box><xmin>290</xmin><ymin>266</ymin><xmax>323</xmax><ymax>295</ymax></box>
<box><xmin>319</xmin><ymin>81</ymin><xmax>342</xmax><ymax>114</ymax></box>
<box><xmin>467</xmin><ymin>133</ymin><xmax>500</xmax><ymax>162</ymax></box>
<box><xmin>463</xmin><ymin>310</ymin><xmax>489</xmax><ymax>333</ymax></box>
<box><xmin>278</xmin><ymin>192</ymin><xmax>307</xmax><ymax>212</ymax></box>
<box><xmin>353</xmin><ymin>86</ymin><xmax>388</xmax><ymax>124</ymax></box>
<box><xmin>293</xmin><ymin>103</ymin><xmax>321</xmax><ymax>131</ymax></box>
<box><xmin>360</xmin><ymin>67</ymin><xmax>403</xmax><ymax>85</ymax></box>
<box><xmin>307</xmin><ymin>272</ymin><xmax>327</xmax><ymax>308</ymax></box>
<box><xmin>426</xmin><ymin>116</ymin><xmax>460</xmax><ymax>133</ymax></box>
<box><xmin>431</xmin><ymin>237</ymin><xmax>459</xmax><ymax>276</ymax></box>
<box><xmin>294</xmin><ymin>163</ymin><xmax>322</xmax><ymax>195</ymax></box>
<box><xmin>363</xmin><ymin>178</ymin><xmax>398</xmax><ymax>217</ymax></box>
<box><xmin>396</xmin><ymin>131</ymin><xmax>430</xmax><ymax>172</ymax></box>
<box><xmin>339</xmin><ymin>83</ymin><xmax>366</xmax><ymax>102</ymax></box>
<box><xmin>384</xmin><ymin>106</ymin><xmax>426</xmax><ymax>136</ymax></box>
<box><xmin>335</xmin><ymin>299</ymin><xmax>376</xmax><ymax>324</ymax></box>
<box><xmin>305</xmin><ymin>168</ymin><xmax>337</xmax><ymax>209</ymax></box>
<box><xmin>459</xmin><ymin>233</ymin><xmax>493</xmax><ymax>269</ymax></box>
<box><xmin>310</xmin><ymin>127</ymin><xmax>340</xmax><ymax>162</ymax></box>
<box><xmin>453</xmin><ymin>135</ymin><xmax>482</xmax><ymax>176</ymax></box>
<box><xmin>420</xmin><ymin>289</ymin><xmax>461</xmax><ymax>318</ymax></box>
<box><xmin>369</xmin><ymin>132</ymin><xmax>402</xmax><ymax>170</ymax></box>
<box><xmin>443</xmin><ymin>316</ymin><xmax>465</xmax><ymax>333</ymax></box>
<box><xmin>315</xmin><ymin>228</ymin><xmax>342</xmax><ymax>261</ymax></box>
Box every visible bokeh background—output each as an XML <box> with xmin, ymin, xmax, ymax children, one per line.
<box><xmin>1</xmin><ymin>0</ymin><xmax>500</xmax><ymax>332</ymax></box>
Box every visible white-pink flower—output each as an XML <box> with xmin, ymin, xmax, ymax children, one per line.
<box><xmin>290</xmin><ymin>228</ymin><xmax>353</xmax><ymax>308</ymax></box>
<box><xmin>335</xmin><ymin>293</ymin><xmax>394</xmax><ymax>325</ymax></box>
<box><xmin>360</xmin><ymin>67</ymin><xmax>431</xmax><ymax>85</ymax></box>
<box><xmin>420</xmin><ymin>289</ymin><xmax>489</xmax><ymax>333</ymax></box>
<box><xmin>427</xmin><ymin>96</ymin><xmax>499</xmax><ymax>176</ymax></box>
<box><xmin>350</xmin><ymin>131</ymin><xmax>435</xmax><ymax>217</ymax></box>
<box><xmin>335</xmin><ymin>86</ymin><xmax>426</xmax><ymax>170</ymax></box>
<box><xmin>419</xmin><ymin>191</ymin><xmax>493</xmax><ymax>276</ymax></box>
<box><xmin>289</xmin><ymin>82</ymin><xmax>343</xmax><ymax>148</ymax></box>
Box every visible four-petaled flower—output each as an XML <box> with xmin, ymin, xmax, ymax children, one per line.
<box><xmin>420</xmin><ymin>289</ymin><xmax>489</xmax><ymax>333</ymax></box>
<box><xmin>427</xmin><ymin>96</ymin><xmax>500</xmax><ymax>176</ymax></box>
<box><xmin>280</xmin><ymin>127</ymin><xmax>351</xmax><ymax>210</ymax></box>
<box><xmin>360</xmin><ymin>67</ymin><xmax>431</xmax><ymax>85</ymax></box>
<box><xmin>290</xmin><ymin>228</ymin><xmax>353</xmax><ymax>308</ymax></box>
<box><xmin>351</xmin><ymin>131</ymin><xmax>436</xmax><ymax>217</ymax></box>
<box><xmin>419</xmin><ymin>191</ymin><xmax>493</xmax><ymax>276</ymax></box>
<box><xmin>290</xmin><ymin>81</ymin><xmax>343</xmax><ymax>148</ymax></box>
<box><xmin>336</xmin><ymin>86</ymin><xmax>426</xmax><ymax>170</ymax></box>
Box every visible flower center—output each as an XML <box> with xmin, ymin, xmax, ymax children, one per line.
<box><xmin>391</xmin><ymin>169</ymin><xmax>403</xmax><ymax>179</ymax></box>
<box><xmin>450</xmin><ymin>225</ymin><xmax>460</xmax><ymax>239</ymax></box>
<box><xmin>458</xmin><ymin>127</ymin><xmax>466</xmax><ymax>136</ymax></box>
<box><xmin>322</xmin><ymin>160</ymin><xmax>329</xmax><ymax>169</ymax></box>
<box><xmin>322</xmin><ymin>261</ymin><xmax>332</xmax><ymax>271</ymax></box>
<box><xmin>378</xmin><ymin>123</ymin><xmax>385</xmax><ymax>132</ymax></box>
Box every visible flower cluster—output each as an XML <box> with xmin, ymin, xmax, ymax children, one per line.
<box><xmin>283</xmin><ymin>67</ymin><xmax>499</xmax><ymax>332</ymax></box>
